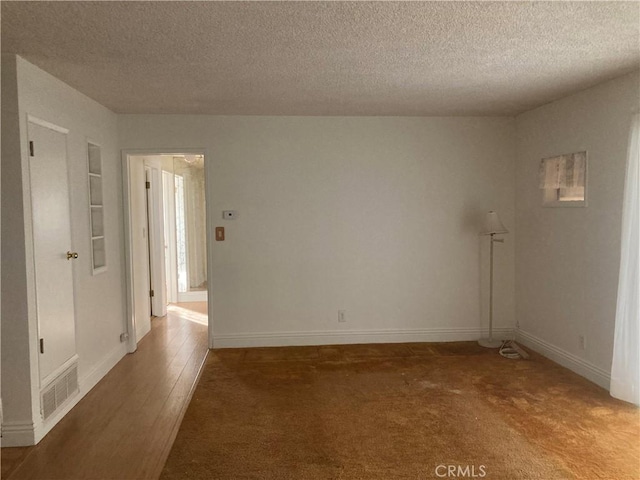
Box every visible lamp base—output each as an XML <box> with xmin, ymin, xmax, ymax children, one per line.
<box><xmin>478</xmin><ymin>338</ymin><xmax>503</xmax><ymax>348</ymax></box>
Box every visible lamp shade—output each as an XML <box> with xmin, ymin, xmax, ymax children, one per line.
<box><xmin>481</xmin><ymin>211</ymin><xmax>508</xmax><ymax>235</ymax></box>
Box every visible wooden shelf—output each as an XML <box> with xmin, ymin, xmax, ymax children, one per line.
<box><xmin>88</xmin><ymin>142</ymin><xmax>107</xmax><ymax>275</ymax></box>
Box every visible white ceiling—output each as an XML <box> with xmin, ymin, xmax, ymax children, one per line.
<box><xmin>2</xmin><ymin>1</ymin><xmax>638</xmax><ymax>116</ymax></box>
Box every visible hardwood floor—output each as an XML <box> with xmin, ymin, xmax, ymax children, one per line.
<box><xmin>168</xmin><ymin>302</ymin><xmax>208</xmax><ymax>317</ymax></box>
<box><xmin>2</xmin><ymin>303</ymin><xmax>209</xmax><ymax>480</ymax></box>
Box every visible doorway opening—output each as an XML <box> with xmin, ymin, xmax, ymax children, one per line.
<box><xmin>123</xmin><ymin>151</ymin><xmax>211</xmax><ymax>351</ymax></box>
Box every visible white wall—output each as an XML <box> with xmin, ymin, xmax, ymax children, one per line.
<box><xmin>1</xmin><ymin>55</ymin><xmax>36</xmax><ymax>436</ymax></box>
<box><xmin>1</xmin><ymin>56</ymin><xmax>127</xmax><ymax>445</ymax></box>
<box><xmin>515</xmin><ymin>71</ymin><xmax>640</xmax><ymax>388</ymax></box>
<box><xmin>119</xmin><ymin>116</ymin><xmax>517</xmax><ymax>347</ymax></box>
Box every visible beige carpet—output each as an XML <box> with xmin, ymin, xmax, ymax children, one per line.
<box><xmin>161</xmin><ymin>342</ymin><xmax>640</xmax><ymax>479</ymax></box>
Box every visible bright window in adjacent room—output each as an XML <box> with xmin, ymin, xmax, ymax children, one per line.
<box><xmin>539</xmin><ymin>151</ymin><xmax>587</xmax><ymax>207</ymax></box>
<box><xmin>175</xmin><ymin>173</ymin><xmax>188</xmax><ymax>293</ymax></box>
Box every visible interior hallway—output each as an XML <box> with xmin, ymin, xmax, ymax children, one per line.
<box><xmin>1</xmin><ymin>303</ymin><xmax>208</xmax><ymax>480</ymax></box>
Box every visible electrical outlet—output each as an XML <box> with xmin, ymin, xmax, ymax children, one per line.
<box><xmin>338</xmin><ymin>310</ymin><xmax>346</xmax><ymax>323</ymax></box>
<box><xmin>578</xmin><ymin>334</ymin><xmax>587</xmax><ymax>351</ymax></box>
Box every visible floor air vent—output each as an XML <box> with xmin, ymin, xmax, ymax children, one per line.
<box><xmin>42</xmin><ymin>364</ymin><xmax>79</xmax><ymax>420</ymax></box>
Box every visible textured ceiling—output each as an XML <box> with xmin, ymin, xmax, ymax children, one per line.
<box><xmin>2</xmin><ymin>1</ymin><xmax>639</xmax><ymax>116</ymax></box>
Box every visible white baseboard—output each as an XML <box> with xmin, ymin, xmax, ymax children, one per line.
<box><xmin>78</xmin><ymin>343</ymin><xmax>128</xmax><ymax>398</ymax></box>
<box><xmin>516</xmin><ymin>329</ymin><xmax>611</xmax><ymax>389</ymax></box>
<box><xmin>136</xmin><ymin>321</ymin><xmax>152</xmax><ymax>343</ymax></box>
<box><xmin>177</xmin><ymin>291</ymin><xmax>207</xmax><ymax>302</ymax></box>
<box><xmin>1</xmin><ymin>421</ymin><xmax>37</xmax><ymax>446</ymax></box>
<box><xmin>212</xmin><ymin>326</ymin><xmax>514</xmax><ymax>349</ymax></box>
<box><xmin>1</xmin><ymin>343</ymin><xmax>127</xmax><ymax>447</ymax></box>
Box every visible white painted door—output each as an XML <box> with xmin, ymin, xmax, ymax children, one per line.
<box><xmin>144</xmin><ymin>160</ymin><xmax>167</xmax><ymax>317</ymax></box>
<box><xmin>28</xmin><ymin>120</ymin><xmax>77</xmax><ymax>383</ymax></box>
<box><xmin>145</xmin><ymin>167</ymin><xmax>154</xmax><ymax>314</ymax></box>
<box><xmin>129</xmin><ymin>158</ymin><xmax>151</xmax><ymax>342</ymax></box>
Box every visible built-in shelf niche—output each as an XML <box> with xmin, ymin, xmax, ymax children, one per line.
<box><xmin>87</xmin><ymin>142</ymin><xmax>107</xmax><ymax>274</ymax></box>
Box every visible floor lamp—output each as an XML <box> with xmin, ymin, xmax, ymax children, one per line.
<box><xmin>479</xmin><ymin>211</ymin><xmax>508</xmax><ymax>348</ymax></box>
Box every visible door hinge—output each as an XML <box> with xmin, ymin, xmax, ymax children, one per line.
<box><xmin>39</xmin><ymin>338</ymin><xmax>44</xmax><ymax>354</ymax></box>
<box><xmin>150</xmin><ymin>289</ymin><xmax>155</xmax><ymax>298</ymax></box>
<box><xmin>145</xmin><ymin>181</ymin><xmax>151</xmax><ymax>189</ymax></box>
<box><xmin>29</xmin><ymin>141</ymin><xmax>35</xmax><ymax>157</ymax></box>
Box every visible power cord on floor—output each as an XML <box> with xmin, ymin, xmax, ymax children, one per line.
<box><xmin>499</xmin><ymin>340</ymin><xmax>530</xmax><ymax>360</ymax></box>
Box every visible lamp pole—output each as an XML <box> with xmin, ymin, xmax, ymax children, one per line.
<box><xmin>479</xmin><ymin>232</ymin><xmax>504</xmax><ymax>348</ymax></box>
<box><xmin>479</xmin><ymin>210</ymin><xmax>507</xmax><ymax>348</ymax></box>
<box><xmin>488</xmin><ymin>233</ymin><xmax>504</xmax><ymax>344</ymax></box>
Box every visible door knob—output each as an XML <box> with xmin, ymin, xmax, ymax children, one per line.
<box><xmin>66</xmin><ymin>251</ymin><xmax>79</xmax><ymax>260</ymax></box>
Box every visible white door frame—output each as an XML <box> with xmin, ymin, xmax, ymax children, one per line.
<box><xmin>121</xmin><ymin>149</ymin><xmax>213</xmax><ymax>353</ymax></box>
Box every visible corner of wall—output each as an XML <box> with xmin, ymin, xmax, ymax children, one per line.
<box><xmin>1</xmin><ymin>53</ymin><xmax>38</xmax><ymax>431</ymax></box>
<box><xmin>513</xmin><ymin>72</ymin><xmax>639</xmax><ymax>387</ymax></box>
